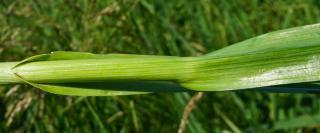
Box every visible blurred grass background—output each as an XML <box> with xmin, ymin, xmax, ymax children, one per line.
<box><xmin>1</xmin><ymin>0</ymin><xmax>320</xmax><ymax>132</ymax></box>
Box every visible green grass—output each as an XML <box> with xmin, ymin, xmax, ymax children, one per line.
<box><xmin>1</xmin><ymin>0</ymin><xmax>320</xmax><ymax>132</ymax></box>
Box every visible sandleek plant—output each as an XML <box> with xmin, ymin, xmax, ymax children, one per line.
<box><xmin>1</xmin><ymin>23</ymin><xmax>320</xmax><ymax>96</ymax></box>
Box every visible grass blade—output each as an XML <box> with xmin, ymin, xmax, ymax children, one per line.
<box><xmin>1</xmin><ymin>23</ymin><xmax>320</xmax><ymax>95</ymax></box>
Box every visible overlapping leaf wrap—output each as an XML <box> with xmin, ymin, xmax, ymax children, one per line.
<box><xmin>1</xmin><ymin>23</ymin><xmax>320</xmax><ymax>96</ymax></box>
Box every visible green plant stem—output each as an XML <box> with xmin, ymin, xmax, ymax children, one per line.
<box><xmin>0</xmin><ymin>62</ymin><xmax>21</xmax><ymax>84</ymax></box>
<box><xmin>0</xmin><ymin>56</ymin><xmax>196</xmax><ymax>84</ymax></box>
<box><xmin>1</xmin><ymin>23</ymin><xmax>320</xmax><ymax>95</ymax></box>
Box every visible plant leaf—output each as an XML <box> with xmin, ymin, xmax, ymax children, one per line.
<box><xmin>182</xmin><ymin>23</ymin><xmax>320</xmax><ymax>91</ymax></box>
<box><xmin>8</xmin><ymin>23</ymin><xmax>320</xmax><ymax>95</ymax></box>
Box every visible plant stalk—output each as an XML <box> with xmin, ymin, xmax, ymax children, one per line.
<box><xmin>0</xmin><ymin>56</ymin><xmax>196</xmax><ymax>84</ymax></box>
<box><xmin>0</xmin><ymin>62</ymin><xmax>21</xmax><ymax>84</ymax></box>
